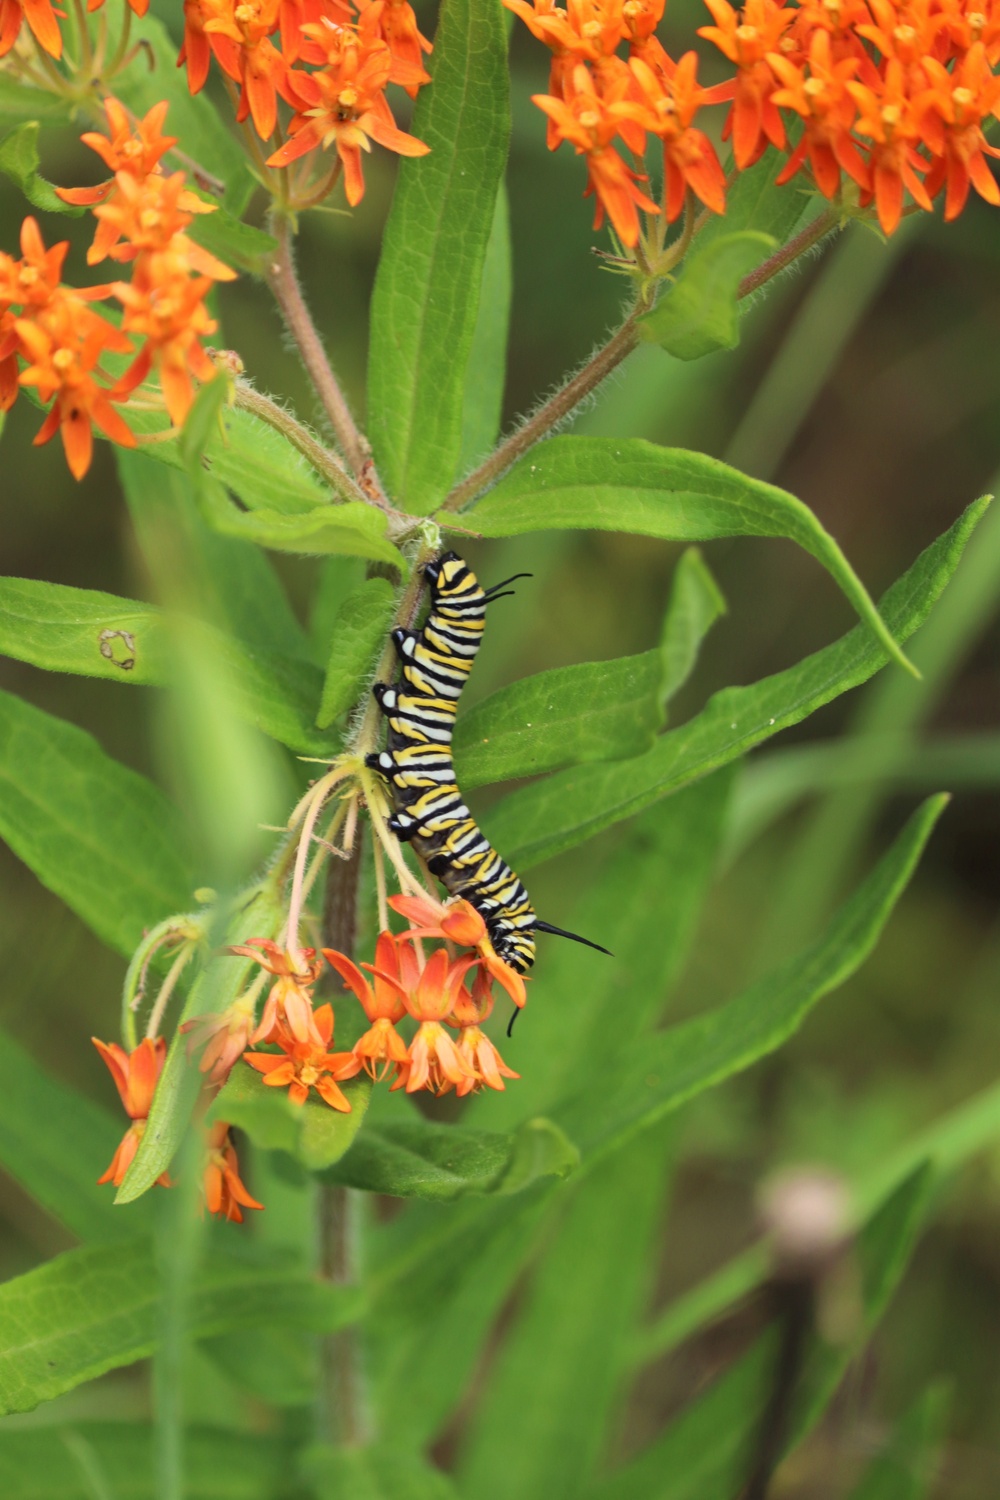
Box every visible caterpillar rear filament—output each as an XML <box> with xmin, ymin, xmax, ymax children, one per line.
<box><xmin>366</xmin><ymin>551</ymin><xmax>609</xmax><ymax>975</ymax></box>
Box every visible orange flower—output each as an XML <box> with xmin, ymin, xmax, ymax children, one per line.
<box><xmin>0</xmin><ymin>0</ymin><xmax>63</xmax><ymax>59</ymax></box>
<box><xmin>446</xmin><ymin>971</ymin><xmax>520</xmax><ymax>1097</ymax></box>
<box><xmin>360</xmin><ymin>0</ymin><xmax>432</xmax><ymax>94</ymax></box>
<box><xmin>532</xmin><ymin>62</ymin><xmax>658</xmax><ymax>245</ymax></box>
<box><xmin>323</xmin><ymin>931</ymin><xmax>410</xmax><ymax>1081</ymax></box>
<box><xmin>181</xmin><ymin>992</ymin><xmax>259</xmax><ymax>1085</ymax></box>
<box><xmin>919</xmin><ymin>42</ymin><xmax>1000</xmax><ymax>218</ymax></box>
<box><xmin>16</xmin><ymin>295</ymin><xmax>136</xmax><ymax>480</ymax></box>
<box><xmin>268</xmin><ymin>14</ymin><xmax>430</xmax><ymax>202</ymax></box>
<box><xmin>698</xmin><ymin>0</ymin><xmax>796</xmax><ymax>166</ymax></box>
<box><xmin>229</xmin><ymin>938</ymin><xmax>327</xmax><ymax>1046</ymax></box>
<box><xmin>89</xmin><ymin>169</ymin><xmax>231</xmax><ymax>272</ymax></box>
<box><xmin>93</xmin><ymin>1035</ymin><xmax>171</xmax><ymax>1188</ymax></box>
<box><xmin>203</xmin><ymin>1121</ymin><xmax>264</xmax><ymax>1222</ymax></box>
<box><xmin>386</xmin><ymin>946</ymin><xmax>477</xmax><ymax>1094</ymax></box>
<box><xmin>244</xmin><ymin>1001</ymin><xmax>361</xmax><ymax>1109</ymax></box>
<box><xmin>0</xmin><ymin>218</ymin><xmax>69</xmax><ymax>412</ymax></box>
<box><xmin>630</xmin><ymin>51</ymin><xmax>727</xmax><ymax>219</ymax></box>
<box><xmin>847</xmin><ymin>61</ymin><xmax>933</xmax><ymax>232</ymax></box>
<box><xmin>180</xmin><ymin>0</ymin><xmax>240</xmax><ymax>92</ymax></box>
<box><xmin>388</xmin><ymin>892</ymin><xmax>529</xmax><ymax>1009</ymax></box>
<box><xmin>856</xmin><ymin>0</ymin><xmax>947</xmax><ymax>74</ymax></box>
<box><xmin>768</xmin><ymin>28</ymin><xmax>869</xmax><ymax>197</ymax></box>
<box><xmin>55</xmin><ymin>100</ymin><xmax>178</xmax><ymax>209</ymax></box>
<box><xmin>203</xmin><ymin>0</ymin><xmax>296</xmax><ymax>138</ymax></box>
<box><xmin>111</xmin><ymin>255</ymin><xmax>222</xmax><ymax>425</ymax></box>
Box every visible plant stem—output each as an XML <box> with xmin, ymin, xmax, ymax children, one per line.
<box><xmin>232</xmin><ymin>379</ymin><xmax>373</xmax><ymax>507</ymax></box>
<box><xmin>738</xmin><ymin>210</ymin><xmax>840</xmax><ymax>302</ymax></box>
<box><xmin>265</xmin><ymin>214</ymin><xmax>383</xmax><ymax>494</ymax></box>
<box><xmin>318</xmin><ymin>841</ymin><xmax>370</xmax><ymax>1447</ymax></box>
<box><xmin>439</xmin><ymin>303</ymin><xmax>647</xmax><ymax>514</ymax></box>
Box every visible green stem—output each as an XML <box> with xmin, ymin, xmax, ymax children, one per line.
<box><xmin>232</xmin><ymin>380</ymin><xmax>374</xmax><ymax>508</ymax></box>
<box><xmin>737</xmin><ymin>209</ymin><xmax>840</xmax><ymax>302</ymax></box>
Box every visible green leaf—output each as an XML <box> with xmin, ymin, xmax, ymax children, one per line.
<box><xmin>461</xmin><ymin>435</ymin><xmax>911</xmax><ymax>671</ymax></box>
<box><xmin>552</xmin><ymin>796</ymin><xmax>945</xmax><ymax>1165</ymax></box>
<box><xmin>660</xmin><ymin>546</ymin><xmax>727</xmax><ymax>707</ymax></box>
<box><xmin>486</xmin><ymin>499</ymin><xmax>988</xmax><ymax>870</ymax></box>
<box><xmin>202</xmin><ymin>1322</ymin><xmax>319</xmax><ymax>1407</ymax></box>
<box><xmin>0</xmin><ymin>1025</ymin><xmax>151</xmax><ymax>1244</ymax></box>
<box><xmin>301</xmin><ymin>1443</ymin><xmax>459</xmax><ymax>1500</ymax></box>
<box><xmin>326</xmin><ymin>1117</ymin><xmax>577</xmax><ymax>1200</ymax></box>
<box><xmin>584</xmin><ymin>1168</ymin><xmax>931</xmax><ymax>1500</ymax></box>
<box><xmin>179</xmin><ymin>375</ymin><xmax>230</xmax><ymax>474</ymax></box>
<box><xmin>691</xmin><ymin>141</ymin><xmax>813</xmax><ymax>262</ymax></box>
<box><xmin>117</xmin><ymin>889</ymin><xmax>285</xmax><ymax>1204</ymax></box>
<box><xmin>0</xmin><ymin>77</ymin><xmax>68</xmax><ymax>128</ymax></box>
<box><xmin>847</xmin><ymin>1386</ymin><xmax>949</xmax><ymax>1500</ymax></box>
<box><xmin>0</xmin><ymin>122</ymin><xmax>83</xmax><ymax>216</ymax></box>
<box><xmin>210</xmin><ymin>1062</ymin><xmax>372</xmax><ymax>1174</ymax></box>
<box><xmin>0</xmin><ymin>577</ymin><xmax>330</xmax><ymax>754</ymax></box>
<box><xmin>459</xmin><ymin>185</ymin><xmax>512</xmax><ymax>474</ymax></box>
<box><xmin>196</xmin><ymin>474</ymin><xmax>402</xmax><ymax>565</ymax></box>
<box><xmin>367</xmin><ymin>0</ymin><xmax>511</xmax><ymax>512</ymax></box>
<box><xmin>457</xmin><ymin>1125</ymin><xmax>674</xmax><ymax>1500</ymax></box>
<box><xmin>0</xmin><ymin>687</ymin><xmax>192</xmax><ymax>957</ymax></box>
<box><xmin>115</xmin><ymin>14</ymin><xmax>254</xmax><ymax>212</ymax></box>
<box><xmin>453</xmin><ymin>650</ymin><xmax>663</xmax><ymax>789</ymax></box>
<box><xmin>118</xmin><ymin>449</ymin><xmax>313</xmax><ymax>666</ymax></box>
<box><xmin>0</xmin><ymin>1236</ymin><xmax>360</xmax><ymax>1416</ymax></box>
<box><xmin>187</xmin><ymin>203</ymin><xmax>277</xmax><ymax>275</ymax></box>
<box><xmin>639</xmin><ymin>231</ymin><xmax>776</xmax><ymax>359</ymax></box>
<box><xmin>0</xmin><ymin>1425</ymin><xmax>293</xmax><ymax>1500</ymax></box>
<box><xmin>317</xmin><ymin>577</ymin><xmax>397</xmax><ymax>728</ymax></box>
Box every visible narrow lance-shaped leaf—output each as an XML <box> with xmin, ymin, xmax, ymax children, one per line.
<box><xmin>209</xmin><ymin>1061</ymin><xmax>373</xmax><ymax>1175</ymax></box>
<box><xmin>485</xmin><ymin>498</ymin><xmax>988</xmax><ymax>870</ymax></box>
<box><xmin>552</xmin><ymin>795</ymin><xmax>947</xmax><ymax>1165</ymax></box>
<box><xmin>0</xmin><ymin>577</ymin><xmax>330</xmax><ymax>754</ymax></box>
<box><xmin>196</xmin><ymin>474</ymin><xmax>402</xmax><ymax>566</ymax></box>
<box><xmin>317</xmin><ymin>576</ymin><xmax>397</xmax><ymax>728</ymax></box>
<box><xmin>459</xmin><ymin>184</ymin><xmax>512</xmax><ymax>473</ymax></box>
<box><xmin>0</xmin><ymin>688</ymin><xmax>193</xmax><ymax>957</ymax></box>
<box><xmin>0</xmin><ymin>1236</ymin><xmax>361</xmax><ymax>1416</ymax></box>
<box><xmin>367</xmin><ymin>0</ymin><xmax>511</xmax><ymax>512</ymax></box>
<box><xmin>453</xmin><ymin>651</ymin><xmax>663</xmax><ymax>788</ymax></box>
<box><xmin>659</xmin><ymin>545</ymin><xmax>727</xmax><ymax>708</ymax></box>
<box><xmin>0</xmin><ymin>122</ymin><xmax>83</xmax><ymax>215</ymax></box>
<box><xmin>458</xmin><ymin>435</ymin><xmax>913</xmax><ymax>671</ymax></box>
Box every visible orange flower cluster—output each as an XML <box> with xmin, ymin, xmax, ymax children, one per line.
<box><xmin>507</xmin><ymin>0</ymin><xmax>1000</xmax><ymax>241</ymax></box>
<box><xmin>0</xmin><ymin>100</ymin><xmax>235</xmax><ymax>479</ymax></box>
<box><xmin>180</xmin><ymin>0</ymin><xmax>431</xmax><ymax>203</ymax></box>
<box><xmin>0</xmin><ymin>0</ymin><xmax>149</xmax><ymax>63</ymax></box>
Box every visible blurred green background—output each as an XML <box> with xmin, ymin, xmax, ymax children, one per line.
<box><xmin>2</xmin><ymin>1</ymin><xmax>1000</xmax><ymax>1493</ymax></box>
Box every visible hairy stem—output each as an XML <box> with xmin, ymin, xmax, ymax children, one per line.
<box><xmin>738</xmin><ymin>210</ymin><xmax>840</xmax><ymax>302</ymax></box>
<box><xmin>439</xmin><ymin>304</ymin><xmax>647</xmax><ymax>513</ymax></box>
<box><xmin>232</xmin><ymin>380</ymin><xmax>373</xmax><ymax>507</ymax></box>
<box><xmin>265</xmin><ymin>214</ymin><xmax>383</xmax><ymax>494</ymax></box>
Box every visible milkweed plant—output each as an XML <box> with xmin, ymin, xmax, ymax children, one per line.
<box><xmin>0</xmin><ymin>0</ymin><xmax>994</xmax><ymax>1494</ymax></box>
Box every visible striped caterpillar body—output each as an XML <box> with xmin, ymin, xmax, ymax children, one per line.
<box><xmin>366</xmin><ymin>552</ymin><xmax>538</xmax><ymax>972</ymax></box>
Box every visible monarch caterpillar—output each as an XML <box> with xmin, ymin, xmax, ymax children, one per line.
<box><xmin>366</xmin><ymin>551</ymin><xmax>609</xmax><ymax>974</ymax></box>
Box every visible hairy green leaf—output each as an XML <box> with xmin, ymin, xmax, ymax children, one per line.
<box><xmin>461</xmin><ymin>435</ymin><xmax>911</xmax><ymax>670</ymax></box>
<box><xmin>0</xmin><ymin>1236</ymin><xmax>360</xmax><ymax>1416</ymax></box>
<box><xmin>0</xmin><ymin>688</ymin><xmax>192</xmax><ymax>957</ymax></box>
<box><xmin>639</xmin><ymin>231</ymin><xmax>776</xmax><ymax>359</ymax></box>
<box><xmin>459</xmin><ymin>185</ymin><xmax>512</xmax><ymax>473</ymax></box>
<box><xmin>367</xmin><ymin>0</ymin><xmax>510</xmax><ymax>512</ymax></box>
<box><xmin>691</xmin><ymin>141</ymin><xmax>813</xmax><ymax>262</ymax></box>
<box><xmin>0</xmin><ymin>577</ymin><xmax>329</xmax><ymax>753</ymax></box>
<box><xmin>553</xmin><ymin>796</ymin><xmax>945</xmax><ymax>1164</ymax></box>
<box><xmin>187</xmin><ymin>203</ymin><xmax>277</xmax><ymax>275</ymax></box>
<box><xmin>453</xmin><ymin>650</ymin><xmax>663</xmax><ymax>788</ymax></box>
<box><xmin>486</xmin><ymin>499</ymin><xmax>988</xmax><ymax>869</ymax></box>
<box><xmin>0</xmin><ymin>1425</ymin><xmax>293</xmax><ymax>1500</ymax></box>
<box><xmin>302</xmin><ymin>1443</ymin><xmax>459</xmax><ymax>1500</ymax></box>
<box><xmin>210</xmin><ymin>1062</ymin><xmax>372</xmax><ymax>1173</ymax></box>
<box><xmin>317</xmin><ymin>577</ymin><xmax>397</xmax><ymax>728</ymax></box>
<box><xmin>0</xmin><ymin>78</ymin><xmax>68</xmax><ymax>128</ymax></box>
<box><xmin>326</xmin><ymin>1117</ymin><xmax>577</xmax><ymax>1200</ymax></box>
<box><xmin>0</xmin><ymin>122</ymin><xmax>83</xmax><ymax>215</ymax></box>
<box><xmin>197</xmin><ymin>475</ymin><xmax>401</xmax><ymax>565</ymax></box>
<box><xmin>0</xmin><ymin>1025</ymin><xmax>150</xmax><ymax>1244</ymax></box>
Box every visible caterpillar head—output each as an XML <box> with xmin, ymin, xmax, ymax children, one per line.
<box><xmin>423</xmin><ymin>550</ymin><xmax>461</xmax><ymax>587</ymax></box>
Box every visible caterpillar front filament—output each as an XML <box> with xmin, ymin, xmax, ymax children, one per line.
<box><xmin>366</xmin><ymin>551</ymin><xmax>609</xmax><ymax>975</ymax></box>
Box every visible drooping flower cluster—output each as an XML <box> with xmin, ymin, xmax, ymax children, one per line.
<box><xmin>180</xmin><ymin>0</ymin><xmax>431</xmax><ymax>205</ymax></box>
<box><xmin>507</xmin><ymin>0</ymin><xmax>1000</xmax><ymax>242</ymax></box>
<box><xmin>0</xmin><ymin>99</ymin><xmax>235</xmax><ymax>479</ymax></box>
